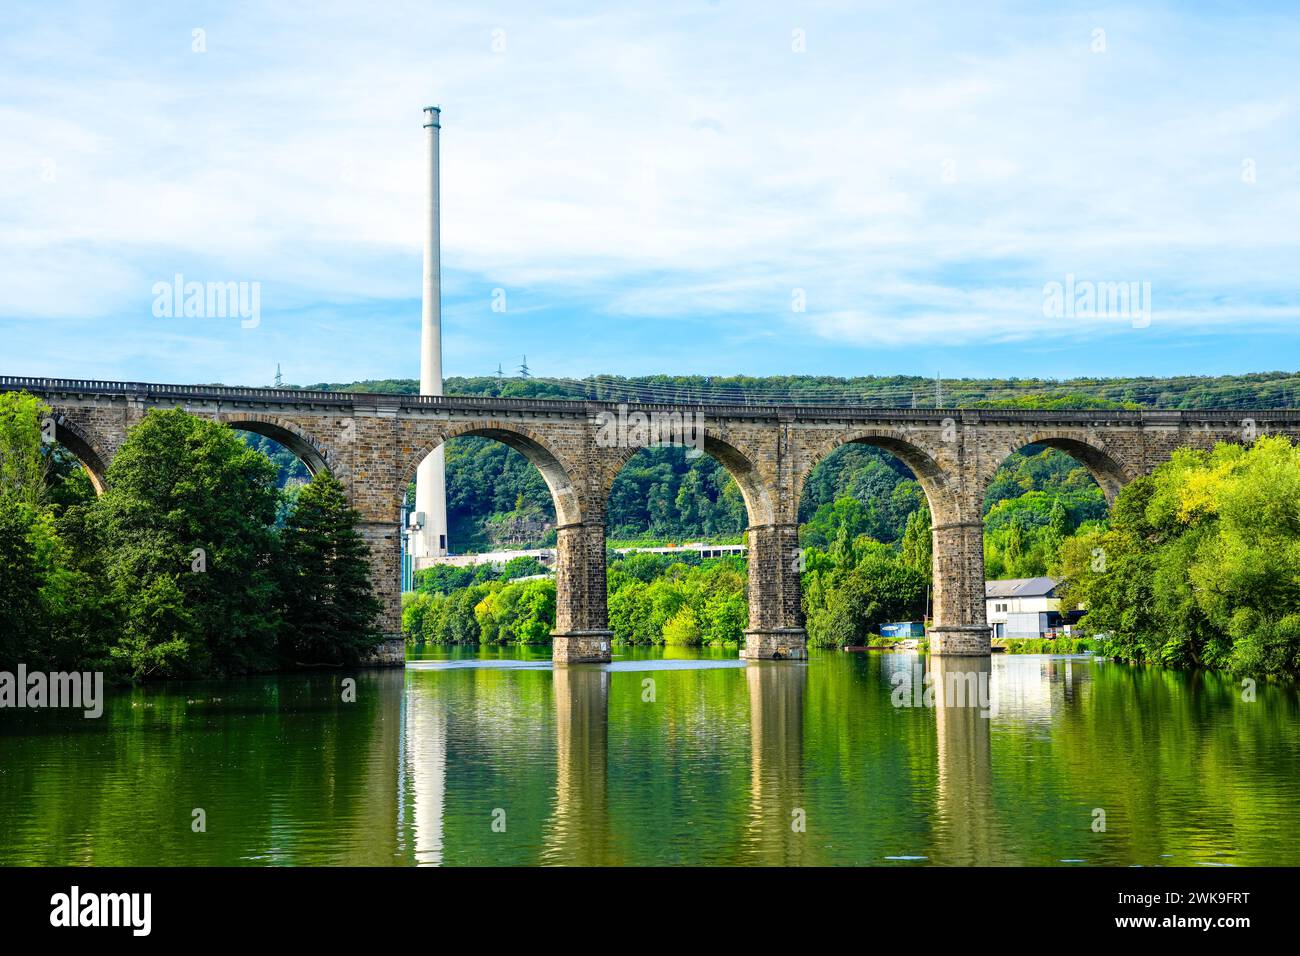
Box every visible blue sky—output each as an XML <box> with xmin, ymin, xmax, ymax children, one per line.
<box><xmin>2</xmin><ymin>1</ymin><xmax>1298</xmax><ymax>387</ymax></box>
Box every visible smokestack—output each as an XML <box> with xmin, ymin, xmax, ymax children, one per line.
<box><xmin>414</xmin><ymin>105</ymin><xmax>449</xmax><ymax>561</ymax></box>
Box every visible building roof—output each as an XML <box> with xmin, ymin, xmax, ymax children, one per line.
<box><xmin>985</xmin><ymin>577</ymin><xmax>1060</xmax><ymax>599</ymax></box>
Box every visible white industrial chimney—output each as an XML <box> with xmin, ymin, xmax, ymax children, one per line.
<box><xmin>413</xmin><ymin>105</ymin><xmax>449</xmax><ymax>561</ymax></box>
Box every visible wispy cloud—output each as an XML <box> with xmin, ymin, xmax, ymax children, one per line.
<box><xmin>1</xmin><ymin>0</ymin><xmax>1298</xmax><ymax>384</ymax></box>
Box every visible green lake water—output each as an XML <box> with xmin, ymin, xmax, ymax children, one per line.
<box><xmin>2</xmin><ymin>647</ymin><xmax>1299</xmax><ymax>866</ymax></box>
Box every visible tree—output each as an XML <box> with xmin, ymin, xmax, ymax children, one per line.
<box><xmin>702</xmin><ymin>590</ymin><xmax>747</xmax><ymax>645</ymax></box>
<box><xmin>402</xmin><ymin>591</ymin><xmax>434</xmax><ymax>642</ymax></box>
<box><xmin>472</xmin><ymin>579</ymin><xmax>555</xmax><ymax>645</ymax></box>
<box><xmin>424</xmin><ymin>584</ymin><xmax>489</xmax><ymax>643</ymax></box>
<box><xmin>513</xmin><ymin>580</ymin><xmax>556</xmax><ymax>644</ymax></box>
<box><xmin>1049</xmin><ymin>499</ymin><xmax>1071</xmax><ymax>538</ymax></box>
<box><xmin>663</xmin><ymin>605</ymin><xmax>703</xmax><ymax>646</ymax></box>
<box><xmin>806</xmin><ymin>554</ymin><xmax>927</xmax><ymax>648</ymax></box>
<box><xmin>0</xmin><ymin>392</ymin><xmax>113</xmax><ymax>670</ymax></box>
<box><xmin>1005</xmin><ymin>515</ymin><xmax>1025</xmax><ymax>567</ymax></box>
<box><xmin>608</xmin><ymin>576</ymin><xmax>653</xmax><ymax>643</ymax></box>
<box><xmin>0</xmin><ymin>391</ymin><xmax>50</xmax><ymax>508</ymax></box>
<box><xmin>901</xmin><ymin>505</ymin><xmax>932</xmax><ymax>579</ymax></box>
<box><xmin>1061</xmin><ymin>437</ymin><xmax>1300</xmax><ymax>676</ymax></box>
<box><xmin>278</xmin><ymin>472</ymin><xmax>382</xmax><ymax>665</ymax></box>
<box><xmin>93</xmin><ymin>409</ymin><xmax>282</xmax><ymax>679</ymax></box>
<box><xmin>0</xmin><ymin>500</ymin><xmax>48</xmax><ymax>665</ymax></box>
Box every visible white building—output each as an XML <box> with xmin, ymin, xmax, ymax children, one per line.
<box><xmin>420</xmin><ymin>541</ymin><xmax>746</xmax><ymax>570</ymax></box>
<box><xmin>986</xmin><ymin>577</ymin><xmax>1068</xmax><ymax>639</ymax></box>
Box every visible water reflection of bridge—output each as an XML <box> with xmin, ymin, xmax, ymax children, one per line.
<box><xmin>392</xmin><ymin>656</ymin><xmax>1090</xmax><ymax>865</ymax></box>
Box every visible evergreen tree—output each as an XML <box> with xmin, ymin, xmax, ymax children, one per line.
<box><xmin>278</xmin><ymin>472</ymin><xmax>382</xmax><ymax>665</ymax></box>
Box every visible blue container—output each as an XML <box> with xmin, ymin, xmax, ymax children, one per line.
<box><xmin>881</xmin><ymin>621</ymin><xmax>926</xmax><ymax>638</ymax></box>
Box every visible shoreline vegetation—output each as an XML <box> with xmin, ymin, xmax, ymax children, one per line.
<box><xmin>6</xmin><ymin>371</ymin><xmax>1300</xmax><ymax>682</ymax></box>
<box><xmin>1</xmin><ymin>393</ymin><xmax>382</xmax><ymax>682</ymax></box>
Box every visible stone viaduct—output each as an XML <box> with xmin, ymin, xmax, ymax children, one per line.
<box><xmin>6</xmin><ymin>375</ymin><xmax>1297</xmax><ymax>666</ymax></box>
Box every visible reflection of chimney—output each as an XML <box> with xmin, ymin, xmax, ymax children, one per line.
<box><xmin>414</xmin><ymin>105</ymin><xmax>449</xmax><ymax>561</ymax></box>
<box><xmin>406</xmin><ymin>676</ymin><xmax>447</xmax><ymax>865</ymax></box>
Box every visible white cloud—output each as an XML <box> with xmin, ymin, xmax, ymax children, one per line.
<box><xmin>1</xmin><ymin>0</ymin><xmax>1299</xmax><ymax>378</ymax></box>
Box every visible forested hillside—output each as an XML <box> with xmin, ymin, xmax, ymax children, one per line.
<box><xmin>301</xmin><ymin>370</ymin><xmax>1300</xmax><ymax>409</ymax></box>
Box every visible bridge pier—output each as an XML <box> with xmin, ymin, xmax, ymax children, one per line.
<box><xmin>358</xmin><ymin>520</ymin><xmax>406</xmax><ymax>666</ymax></box>
<box><xmin>742</xmin><ymin>522</ymin><xmax>807</xmax><ymax>659</ymax></box>
<box><xmin>552</xmin><ymin>520</ymin><xmax>613</xmax><ymax>664</ymax></box>
<box><xmin>929</xmin><ymin>519</ymin><xmax>990</xmax><ymax>656</ymax></box>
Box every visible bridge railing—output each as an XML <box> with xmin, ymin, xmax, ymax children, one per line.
<box><xmin>0</xmin><ymin>376</ymin><xmax>346</xmax><ymax>403</ymax></box>
<box><xmin>2</xmin><ymin>375</ymin><xmax>1296</xmax><ymax>422</ymax></box>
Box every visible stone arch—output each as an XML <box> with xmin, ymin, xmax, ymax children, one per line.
<box><xmin>597</xmin><ymin>429</ymin><xmax>798</xmax><ymax>658</ymax></box>
<box><xmin>396</xmin><ymin>420</ymin><xmax>583</xmax><ymax>527</ymax></box>
<box><xmin>796</xmin><ymin>429</ymin><xmax>958</xmax><ymax>524</ymax></box>
<box><xmin>598</xmin><ymin>430</ymin><xmax>776</xmax><ymax>529</ymax></box>
<box><xmin>981</xmin><ymin>430</ymin><xmax>1134</xmax><ymax>505</ymax></box>
<box><xmin>49</xmin><ymin>414</ymin><xmax>111</xmax><ymax>495</ymax></box>
<box><xmin>223</xmin><ymin>414</ymin><xmax>333</xmax><ymax>477</ymax></box>
<box><xmin>794</xmin><ymin>427</ymin><xmax>987</xmax><ymax>656</ymax></box>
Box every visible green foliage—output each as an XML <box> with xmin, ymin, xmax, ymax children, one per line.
<box><xmin>662</xmin><ymin>605</ymin><xmax>703</xmax><ymax>646</ymax></box>
<box><xmin>45</xmin><ymin>446</ymin><xmax>98</xmax><ymax>513</ymax></box>
<box><xmin>1060</xmin><ymin>436</ymin><xmax>1300</xmax><ymax>677</ymax></box>
<box><xmin>803</xmin><ymin>536</ymin><xmax>929</xmax><ymax>648</ymax></box>
<box><xmin>607</xmin><ymin>446</ymin><xmax>745</xmax><ymax>541</ymax></box>
<box><xmin>402</xmin><ymin>591</ymin><xmax>435</xmax><ymax>639</ymax></box>
<box><xmin>606</xmin><ymin>554</ymin><xmax>747</xmax><ymax>647</ymax></box>
<box><xmin>406</xmin><ymin>583</ymin><xmax>493</xmax><ymax>644</ymax></box>
<box><xmin>93</xmin><ymin>409</ymin><xmax>283</xmax><ymax>678</ymax></box>
<box><xmin>797</xmin><ymin>444</ymin><xmax>924</xmax><ymax>541</ymax></box>
<box><xmin>0</xmin><ymin>392</ymin><xmax>113</xmax><ymax>671</ymax></box>
<box><xmin>475</xmin><ymin>579</ymin><xmax>556</xmax><ymax>645</ymax></box>
<box><xmin>414</xmin><ymin>555</ymin><xmax>550</xmax><ymax>595</ymax></box>
<box><xmin>0</xmin><ymin>391</ymin><xmax>50</xmax><ymax>508</ymax></box>
<box><xmin>238</xmin><ymin>430</ymin><xmax>310</xmax><ymax>487</ymax></box>
<box><xmin>405</xmin><ymin>576</ymin><xmax>557</xmax><ymax>646</ymax></box>
<box><xmin>901</xmin><ymin>505</ymin><xmax>932</xmax><ymax>579</ymax></box>
<box><xmin>432</xmin><ymin>585</ymin><xmax>491</xmax><ymax>644</ymax></box>
<box><xmin>0</xmin><ymin>499</ymin><xmax>50</xmax><ymax>663</ymax></box>
<box><xmin>1000</xmin><ymin>637</ymin><xmax>1096</xmax><ymax>654</ymax></box>
<box><xmin>613</xmin><ymin>551</ymin><xmax>691</xmax><ymax>583</ymax></box>
<box><xmin>443</xmin><ymin>436</ymin><xmax>555</xmax><ymax>549</ymax></box>
<box><xmin>1</xmin><ymin>395</ymin><xmax>386</xmax><ymax>680</ymax></box>
<box><xmin>982</xmin><ymin>446</ymin><xmax>1108</xmax><ymax>578</ymax></box>
<box><xmin>277</xmin><ymin>472</ymin><xmax>382</xmax><ymax>665</ymax></box>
